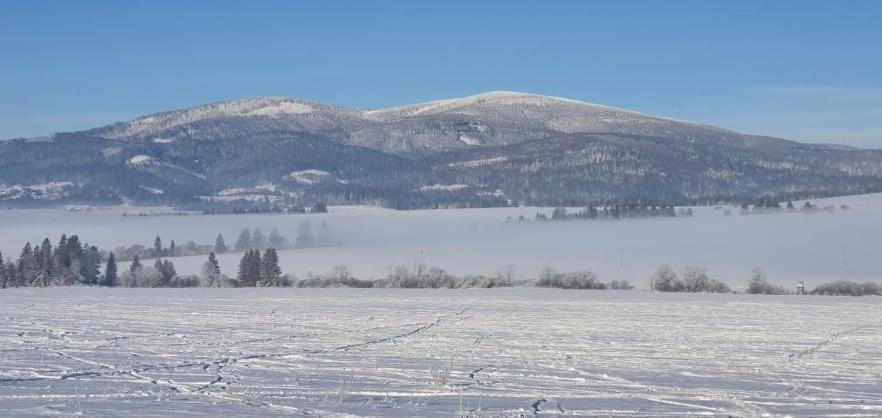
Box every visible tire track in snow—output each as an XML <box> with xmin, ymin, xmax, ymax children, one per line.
<box><xmin>784</xmin><ymin>322</ymin><xmax>878</xmax><ymax>399</ymax></box>
<box><xmin>330</xmin><ymin>308</ymin><xmax>470</xmax><ymax>352</ymax></box>
<box><xmin>788</xmin><ymin>323</ymin><xmax>874</xmax><ymax>362</ymax></box>
<box><xmin>4</xmin><ymin>306</ymin><xmax>472</xmax><ymax>415</ymax></box>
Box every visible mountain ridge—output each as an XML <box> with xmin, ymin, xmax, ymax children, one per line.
<box><xmin>2</xmin><ymin>91</ymin><xmax>882</xmax><ymax>209</ymax></box>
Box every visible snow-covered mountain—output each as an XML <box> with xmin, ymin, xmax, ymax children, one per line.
<box><xmin>90</xmin><ymin>97</ymin><xmax>367</xmax><ymax>145</ymax></box>
<box><xmin>87</xmin><ymin>91</ymin><xmax>747</xmax><ymax>153</ymax></box>
<box><xmin>367</xmin><ymin>91</ymin><xmax>731</xmax><ymax>138</ymax></box>
<box><xmin>3</xmin><ymin>91</ymin><xmax>882</xmax><ymax>208</ymax></box>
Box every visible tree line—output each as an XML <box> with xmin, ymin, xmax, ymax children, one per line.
<box><xmin>517</xmin><ymin>204</ymin><xmax>688</xmax><ymax>222</ymax></box>
<box><xmin>649</xmin><ymin>265</ymin><xmax>732</xmax><ymax>293</ymax></box>
<box><xmin>109</xmin><ymin>221</ymin><xmax>339</xmax><ymax>263</ymax></box>
<box><xmin>1</xmin><ymin>238</ymin><xmax>880</xmax><ymax>295</ymax></box>
<box><xmin>0</xmin><ymin>222</ymin><xmax>336</xmax><ymax>289</ymax></box>
<box><xmin>0</xmin><ymin>235</ymin><xmax>103</xmax><ymax>288</ymax></box>
<box><xmin>169</xmin><ymin>196</ymin><xmax>329</xmax><ymax>215</ymax></box>
<box><xmin>736</xmin><ymin>198</ymin><xmax>849</xmax><ymax>215</ymax></box>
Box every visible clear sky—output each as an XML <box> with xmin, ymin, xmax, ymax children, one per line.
<box><xmin>2</xmin><ymin>1</ymin><xmax>881</xmax><ymax>147</ymax></box>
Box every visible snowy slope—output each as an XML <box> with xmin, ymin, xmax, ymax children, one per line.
<box><xmin>89</xmin><ymin>91</ymin><xmax>743</xmax><ymax>153</ymax></box>
<box><xmin>4</xmin><ymin>91</ymin><xmax>882</xmax><ymax>207</ymax></box>
<box><xmin>367</xmin><ymin>90</ymin><xmax>715</xmax><ymax>134</ymax></box>
<box><xmin>91</xmin><ymin>97</ymin><xmax>366</xmax><ymax>142</ymax></box>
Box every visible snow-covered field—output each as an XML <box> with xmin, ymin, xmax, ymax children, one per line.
<box><xmin>1</xmin><ymin>288</ymin><xmax>880</xmax><ymax>416</ymax></box>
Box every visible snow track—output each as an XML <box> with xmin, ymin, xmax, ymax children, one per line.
<box><xmin>1</xmin><ymin>288</ymin><xmax>881</xmax><ymax>416</ymax></box>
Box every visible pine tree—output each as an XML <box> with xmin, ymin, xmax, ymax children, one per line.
<box><xmin>17</xmin><ymin>243</ymin><xmax>35</xmax><ymax>287</ymax></box>
<box><xmin>268</xmin><ymin>228</ymin><xmax>286</xmax><ymax>249</ymax></box>
<box><xmin>202</xmin><ymin>252</ymin><xmax>222</xmax><ymax>287</ymax></box>
<box><xmin>4</xmin><ymin>262</ymin><xmax>16</xmax><ymax>288</ymax></box>
<box><xmin>153</xmin><ymin>258</ymin><xmax>175</xmax><ymax>286</ymax></box>
<box><xmin>65</xmin><ymin>235</ymin><xmax>83</xmax><ymax>268</ymax></box>
<box><xmin>160</xmin><ymin>260</ymin><xmax>176</xmax><ymax>285</ymax></box>
<box><xmin>259</xmin><ymin>248</ymin><xmax>282</xmax><ymax>287</ymax></box>
<box><xmin>0</xmin><ymin>251</ymin><xmax>5</xmax><ymax>288</ymax></box>
<box><xmin>552</xmin><ymin>207</ymin><xmax>568</xmax><ymax>220</ymax></box>
<box><xmin>237</xmin><ymin>251</ymin><xmax>248</xmax><ymax>284</ymax></box>
<box><xmin>103</xmin><ymin>252</ymin><xmax>117</xmax><ymax>287</ymax></box>
<box><xmin>36</xmin><ymin>238</ymin><xmax>54</xmax><ymax>287</ymax></box>
<box><xmin>168</xmin><ymin>240</ymin><xmax>176</xmax><ymax>257</ymax></box>
<box><xmin>237</xmin><ymin>250</ymin><xmax>263</xmax><ymax>287</ymax></box>
<box><xmin>295</xmin><ymin>221</ymin><xmax>315</xmax><ymax>248</ymax></box>
<box><xmin>215</xmin><ymin>233</ymin><xmax>227</xmax><ymax>253</ymax></box>
<box><xmin>153</xmin><ymin>236</ymin><xmax>163</xmax><ymax>258</ymax></box>
<box><xmin>155</xmin><ymin>258</ymin><xmax>163</xmax><ymax>270</ymax></box>
<box><xmin>237</xmin><ymin>250</ymin><xmax>254</xmax><ymax>286</ymax></box>
<box><xmin>235</xmin><ymin>229</ymin><xmax>252</xmax><ymax>252</ymax></box>
<box><xmin>3</xmin><ymin>261</ymin><xmax>12</xmax><ymax>288</ymax></box>
<box><xmin>250</xmin><ymin>250</ymin><xmax>262</xmax><ymax>286</ymax></box>
<box><xmin>252</xmin><ymin>229</ymin><xmax>267</xmax><ymax>250</ymax></box>
<box><xmin>79</xmin><ymin>245</ymin><xmax>101</xmax><ymax>285</ymax></box>
<box><xmin>130</xmin><ymin>254</ymin><xmax>142</xmax><ymax>273</ymax></box>
<box><xmin>56</xmin><ymin>234</ymin><xmax>70</xmax><ymax>268</ymax></box>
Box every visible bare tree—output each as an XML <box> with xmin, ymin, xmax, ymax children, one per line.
<box><xmin>650</xmin><ymin>265</ymin><xmax>678</xmax><ymax>291</ymax></box>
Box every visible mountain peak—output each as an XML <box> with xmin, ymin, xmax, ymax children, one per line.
<box><xmin>94</xmin><ymin>97</ymin><xmax>327</xmax><ymax>139</ymax></box>
<box><xmin>362</xmin><ymin>91</ymin><xmax>659</xmax><ymax>125</ymax></box>
<box><xmin>5</xmin><ymin>90</ymin><xmax>882</xmax><ymax>210</ymax></box>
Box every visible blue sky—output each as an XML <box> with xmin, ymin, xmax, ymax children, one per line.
<box><xmin>1</xmin><ymin>1</ymin><xmax>881</xmax><ymax>147</ymax></box>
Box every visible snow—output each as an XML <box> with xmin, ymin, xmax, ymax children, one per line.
<box><xmin>478</xmin><ymin>189</ymin><xmax>505</xmax><ymax>198</ymax></box>
<box><xmin>164</xmin><ymin>162</ymin><xmax>207</xmax><ymax>180</ymax></box>
<box><xmin>243</xmin><ymin>101</ymin><xmax>312</xmax><ymax>116</ymax></box>
<box><xmin>368</xmin><ymin>91</ymin><xmax>630</xmax><ymax>118</ymax></box>
<box><xmin>127</xmin><ymin>155</ymin><xmax>153</xmax><ymax>165</ymax></box>
<box><xmin>101</xmin><ymin>147</ymin><xmax>122</xmax><ymax>157</ymax></box>
<box><xmin>360</xmin><ymin>91</ymin><xmax>736</xmax><ymax>146</ymax></box>
<box><xmin>13</xmin><ymin>181</ymin><xmax>74</xmax><ymax>194</ymax></box>
<box><xmin>0</xmin><ymin>288</ymin><xmax>880</xmax><ymax>416</ymax></box>
<box><xmin>125</xmin><ymin>156</ymin><xmax>206</xmax><ymax>180</ymax></box>
<box><xmin>92</xmin><ymin>91</ymin><xmax>740</xmax><ymax>154</ymax></box>
<box><xmin>217</xmin><ymin>184</ymin><xmax>278</xmax><ymax>197</ymax></box>
<box><xmin>0</xmin><ymin>182</ymin><xmax>75</xmax><ymax>200</ymax></box>
<box><xmin>287</xmin><ymin>169</ymin><xmax>331</xmax><ymax>184</ymax></box>
<box><xmin>138</xmin><ymin>186</ymin><xmax>163</xmax><ymax>195</ymax></box>
<box><xmin>448</xmin><ymin>156</ymin><xmax>508</xmax><ymax>167</ymax></box>
<box><xmin>105</xmin><ymin>98</ymin><xmax>316</xmax><ymax>139</ymax></box>
<box><xmin>458</xmin><ymin>134</ymin><xmax>480</xmax><ymax>146</ymax></box>
<box><xmin>418</xmin><ymin>184</ymin><xmax>469</xmax><ymax>192</ymax></box>
<box><xmin>201</xmin><ymin>195</ymin><xmax>283</xmax><ymax>203</ymax></box>
<box><xmin>152</xmin><ymin>138</ymin><xmax>175</xmax><ymax>144</ymax></box>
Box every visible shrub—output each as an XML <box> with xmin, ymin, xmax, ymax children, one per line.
<box><xmin>535</xmin><ymin>267</ymin><xmax>606</xmax><ymax>289</ymax></box>
<box><xmin>746</xmin><ymin>268</ymin><xmax>787</xmax><ymax>295</ymax></box>
<box><xmin>376</xmin><ymin>263</ymin><xmax>514</xmax><ymax>289</ymax></box>
<box><xmin>296</xmin><ymin>265</ymin><xmax>374</xmax><ymax>288</ymax></box>
<box><xmin>117</xmin><ymin>266</ymin><xmax>163</xmax><ymax>287</ymax></box>
<box><xmin>811</xmin><ymin>281</ymin><xmax>882</xmax><ymax>296</ymax></box>
<box><xmin>651</xmin><ymin>265</ymin><xmax>680</xmax><ymax>292</ymax></box>
<box><xmin>169</xmin><ymin>275</ymin><xmax>201</xmax><ymax>288</ymax></box>
<box><xmin>651</xmin><ymin>265</ymin><xmax>730</xmax><ymax>293</ymax></box>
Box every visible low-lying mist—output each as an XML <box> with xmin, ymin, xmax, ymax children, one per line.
<box><xmin>2</xmin><ymin>193</ymin><xmax>881</xmax><ymax>288</ymax></box>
